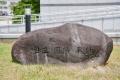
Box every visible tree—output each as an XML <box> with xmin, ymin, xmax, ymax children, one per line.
<box><xmin>12</xmin><ymin>0</ymin><xmax>40</xmax><ymax>15</ymax></box>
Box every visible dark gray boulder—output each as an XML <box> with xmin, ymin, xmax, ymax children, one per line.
<box><xmin>11</xmin><ymin>23</ymin><xmax>113</xmax><ymax>65</ymax></box>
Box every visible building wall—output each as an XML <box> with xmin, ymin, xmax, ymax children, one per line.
<box><xmin>0</xmin><ymin>0</ymin><xmax>12</xmax><ymax>25</ymax></box>
<box><xmin>40</xmin><ymin>0</ymin><xmax>120</xmax><ymax>15</ymax></box>
<box><xmin>39</xmin><ymin>0</ymin><xmax>120</xmax><ymax>45</ymax></box>
<box><xmin>0</xmin><ymin>0</ymin><xmax>11</xmax><ymax>16</ymax></box>
<box><xmin>40</xmin><ymin>0</ymin><xmax>120</xmax><ymax>32</ymax></box>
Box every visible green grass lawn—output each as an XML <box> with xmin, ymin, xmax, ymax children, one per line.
<box><xmin>0</xmin><ymin>43</ymin><xmax>120</xmax><ymax>80</ymax></box>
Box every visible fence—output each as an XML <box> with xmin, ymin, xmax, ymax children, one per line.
<box><xmin>0</xmin><ymin>6</ymin><xmax>120</xmax><ymax>34</ymax></box>
<box><xmin>0</xmin><ymin>14</ymin><xmax>40</xmax><ymax>25</ymax></box>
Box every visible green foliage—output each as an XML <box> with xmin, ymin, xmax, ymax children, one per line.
<box><xmin>12</xmin><ymin>0</ymin><xmax>40</xmax><ymax>15</ymax></box>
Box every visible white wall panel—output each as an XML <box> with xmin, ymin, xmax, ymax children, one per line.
<box><xmin>9</xmin><ymin>27</ymin><xmax>18</xmax><ymax>33</ymax></box>
<box><xmin>114</xmin><ymin>17</ymin><xmax>120</xmax><ymax>31</ymax></box>
<box><xmin>0</xmin><ymin>28</ymin><xmax>8</xmax><ymax>33</ymax></box>
<box><xmin>41</xmin><ymin>6</ymin><xmax>112</xmax><ymax>15</ymax></box>
<box><xmin>103</xmin><ymin>18</ymin><xmax>114</xmax><ymax>32</ymax></box>
<box><xmin>89</xmin><ymin>19</ymin><xmax>103</xmax><ymax>31</ymax></box>
<box><xmin>83</xmin><ymin>20</ymin><xmax>93</xmax><ymax>27</ymax></box>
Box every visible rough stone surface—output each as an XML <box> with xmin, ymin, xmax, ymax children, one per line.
<box><xmin>11</xmin><ymin>23</ymin><xmax>113</xmax><ymax>65</ymax></box>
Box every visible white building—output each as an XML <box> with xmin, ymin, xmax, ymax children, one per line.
<box><xmin>40</xmin><ymin>0</ymin><xmax>120</xmax><ymax>44</ymax></box>
<box><xmin>0</xmin><ymin>0</ymin><xmax>11</xmax><ymax>16</ymax></box>
<box><xmin>40</xmin><ymin>0</ymin><xmax>120</xmax><ymax>32</ymax></box>
<box><xmin>40</xmin><ymin>0</ymin><xmax>120</xmax><ymax>15</ymax></box>
<box><xmin>0</xmin><ymin>0</ymin><xmax>19</xmax><ymax>25</ymax></box>
<box><xmin>0</xmin><ymin>0</ymin><xmax>11</xmax><ymax>25</ymax></box>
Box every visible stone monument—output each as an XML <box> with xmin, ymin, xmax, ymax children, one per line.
<box><xmin>11</xmin><ymin>23</ymin><xmax>113</xmax><ymax>66</ymax></box>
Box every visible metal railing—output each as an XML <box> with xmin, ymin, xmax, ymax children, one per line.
<box><xmin>0</xmin><ymin>14</ymin><xmax>40</xmax><ymax>25</ymax></box>
<box><xmin>12</xmin><ymin>14</ymin><xmax>40</xmax><ymax>24</ymax></box>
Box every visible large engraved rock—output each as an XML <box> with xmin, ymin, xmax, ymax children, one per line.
<box><xmin>11</xmin><ymin>23</ymin><xmax>113</xmax><ymax>65</ymax></box>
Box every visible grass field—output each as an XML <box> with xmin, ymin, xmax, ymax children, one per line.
<box><xmin>0</xmin><ymin>42</ymin><xmax>120</xmax><ymax>80</ymax></box>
